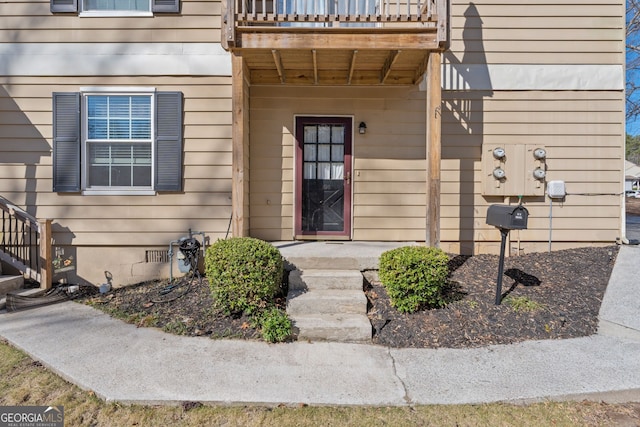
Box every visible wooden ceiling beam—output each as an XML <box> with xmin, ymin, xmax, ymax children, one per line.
<box><xmin>347</xmin><ymin>50</ymin><xmax>358</xmax><ymax>85</ymax></box>
<box><xmin>413</xmin><ymin>52</ymin><xmax>430</xmax><ymax>84</ymax></box>
<box><xmin>271</xmin><ymin>49</ymin><xmax>285</xmax><ymax>83</ymax></box>
<box><xmin>380</xmin><ymin>50</ymin><xmax>400</xmax><ymax>84</ymax></box>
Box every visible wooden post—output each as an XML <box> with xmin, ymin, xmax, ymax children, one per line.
<box><xmin>231</xmin><ymin>52</ymin><xmax>249</xmax><ymax>237</ymax></box>
<box><xmin>426</xmin><ymin>51</ymin><xmax>442</xmax><ymax>247</ymax></box>
<box><xmin>38</xmin><ymin>219</ymin><xmax>52</xmax><ymax>289</ymax></box>
<box><xmin>221</xmin><ymin>0</ymin><xmax>235</xmax><ymax>49</ymax></box>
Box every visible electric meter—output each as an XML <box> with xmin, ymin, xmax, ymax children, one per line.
<box><xmin>533</xmin><ymin>167</ymin><xmax>546</xmax><ymax>180</ymax></box>
<box><xmin>493</xmin><ymin>147</ymin><xmax>506</xmax><ymax>159</ymax></box>
<box><xmin>533</xmin><ymin>148</ymin><xmax>547</xmax><ymax>160</ymax></box>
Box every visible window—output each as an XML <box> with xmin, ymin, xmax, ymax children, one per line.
<box><xmin>50</xmin><ymin>0</ymin><xmax>179</xmax><ymax>14</ymax></box>
<box><xmin>83</xmin><ymin>0</ymin><xmax>150</xmax><ymax>13</ymax></box>
<box><xmin>85</xmin><ymin>94</ymin><xmax>153</xmax><ymax>189</ymax></box>
<box><xmin>52</xmin><ymin>90</ymin><xmax>183</xmax><ymax>194</ymax></box>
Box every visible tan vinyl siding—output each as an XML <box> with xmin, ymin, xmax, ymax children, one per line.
<box><xmin>438</xmin><ymin>0</ymin><xmax>625</xmax><ymax>254</ymax></box>
<box><xmin>249</xmin><ymin>85</ymin><xmax>428</xmax><ymax>241</ymax></box>
<box><xmin>450</xmin><ymin>0</ymin><xmax>624</xmax><ymax>65</ymax></box>
<box><xmin>0</xmin><ymin>0</ymin><xmax>221</xmax><ymax>43</ymax></box>
<box><xmin>440</xmin><ymin>91</ymin><xmax>624</xmax><ymax>253</ymax></box>
<box><xmin>0</xmin><ymin>77</ymin><xmax>232</xmax><ymax>264</ymax></box>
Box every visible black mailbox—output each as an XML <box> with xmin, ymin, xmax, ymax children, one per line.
<box><xmin>486</xmin><ymin>204</ymin><xmax>529</xmax><ymax>230</ymax></box>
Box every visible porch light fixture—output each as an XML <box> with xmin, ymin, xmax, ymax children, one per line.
<box><xmin>358</xmin><ymin>122</ymin><xmax>367</xmax><ymax>134</ymax></box>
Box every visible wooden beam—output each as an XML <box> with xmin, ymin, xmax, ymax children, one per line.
<box><xmin>238</xmin><ymin>32</ymin><xmax>439</xmax><ymax>50</ymax></box>
<box><xmin>38</xmin><ymin>219</ymin><xmax>52</xmax><ymax>289</ymax></box>
<box><xmin>221</xmin><ymin>0</ymin><xmax>235</xmax><ymax>49</ymax></box>
<box><xmin>347</xmin><ymin>50</ymin><xmax>358</xmax><ymax>84</ymax></box>
<box><xmin>413</xmin><ymin>53</ymin><xmax>429</xmax><ymax>84</ymax></box>
<box><xmin>271</xmin><ymin>49</ymin><xmax>285</xmax><ymax>83</ymax></box>
<box><xmin>425</xmin><ymin>51</ymin><xmax>441</xmax><ymax>247</ymax></box>
<box><xmin>312</xmin><ymin>49</ymin><xmax>318</xmax><ymax>84</ymax></box>
<box><xmin>380</xmin><ymin>50</ymin><xmax>400</xmax><ymax>83</ymax></box>
<box><xmin>232</xmin><ymin>53</ymin><xmax>249</xmax><ymax>237</ymax></box>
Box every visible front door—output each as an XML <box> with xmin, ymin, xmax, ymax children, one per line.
<box><xmin>295</xmin><ymin>117</ymin><xmax>352</xmax><ymax>238</ymax></box>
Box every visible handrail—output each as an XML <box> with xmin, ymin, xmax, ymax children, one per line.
<box><xmin>0</xmin><ymin>195</ymin><xmax>52</xmax><ymax>289</ymax></box>
<box><xmin>236</xmin><ymin>0</ymin><xmax>437</xmax><ymax>23</ymax></box>
<box><xmin>223</xmin><ymin>0</ymin><xmax>448</xmax><ymax>48</ymax></box>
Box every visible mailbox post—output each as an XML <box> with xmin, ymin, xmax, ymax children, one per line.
<box><xmin>486</xmin><ymin>204</ymin><xmax>529</xmax><ymax>305</ymax></box>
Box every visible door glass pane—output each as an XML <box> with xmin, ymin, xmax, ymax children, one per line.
<box><xmin>318</xmin><ymin>125</ymin><xmax>331</xmax><ymax>143</ymax></box>
<box><xmin>304</xmin><ymin>126</ymin><xmax>317</xmax><ymax>143</ymax></box>
<box><xmin>304</xmin><ymin>162</ymin><xmax>316</xmax><ymax>179</ymax></box>
<box><xmin>332</xmin><ymin>125</ymin><xmax>344</xmax><ymax>144</ymax></box>
<box><xmin>304</xmin><ymin>144</ymin><xmax>316</xmax><ymax>161</ymax></box>
<box><xmin>318</xmin><ymin>144</ymin><xmax>330</xmax><ymax>161</ymax></box>
<box><xmin>331</xmin><ymin>163</ymin><xmax>344</xmax><ymax>179</ymax></box>
<box><xmin>331</xmin><ymin>144</ymin><xmax>344</xmax><ymax>161</ymax></box>
<box><xmin>318</xmin><ymin>162</ymin><xmax>331</xmax><ymax>179</ymax></box>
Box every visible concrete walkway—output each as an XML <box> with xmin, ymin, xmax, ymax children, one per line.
<box><xmin>0</xmin><ymin>245</ymin><xmax>639</xmax><ymax>406</ymax></box>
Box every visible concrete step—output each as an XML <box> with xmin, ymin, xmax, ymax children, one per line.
<box><xmin>0</xmin><ymin>275</ymin><xmax>24</xmax><ymax>296</ymax></box>
<box><xmin>287</xmin><ymin>289</ymin><xmax>367</xmax><ymax>316</ymax></box>
<box><xmin>291</xmin><ymin>313</ymin><xmax>372</xmax><ymax>343</ymax></box>
<box><xmin>289</xmin><ymin>269</ymin><xmax>363</xmax><ymax>291</ymax></box>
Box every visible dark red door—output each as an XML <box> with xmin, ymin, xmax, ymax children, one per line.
<box><xmin>295</xmin><ymin>117</ymin><xmax>352</xmax><ymax>238</ymax></box>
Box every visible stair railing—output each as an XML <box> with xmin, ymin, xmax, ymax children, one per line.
<box><xmin>0</xmin><ymin>195</ymin><xmax>52</xmax><ymax>289</ymax></box>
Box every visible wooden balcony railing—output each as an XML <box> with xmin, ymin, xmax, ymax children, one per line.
<box><xmin>223</xmin><ymin>0</ymin><xmax>448</xmax><ymax>47</ymax></box>
<box><xmin>0</xmin><ymin>195</ymin><xmax>52</xmax><ymax>289</ymax></box>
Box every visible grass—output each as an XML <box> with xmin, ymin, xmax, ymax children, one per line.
<box><xmin>503</xmin><ymin>296</ymin><xmax>545</xmax><ymax>312</ymax></box>
<box><xmin>1</xmin><ymin>339</ymin><xmax>638</xmax><ymax>426</ymax></box>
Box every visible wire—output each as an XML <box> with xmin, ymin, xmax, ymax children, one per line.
<box><xmin>565</xmin><ymin>192</ymin><xmax>623</xmax><ymax>196</ymax></box>
<box><xmin>152</xmin><ymin>238</ymin><xmax>202</xmax><ymax>303</ymax></box>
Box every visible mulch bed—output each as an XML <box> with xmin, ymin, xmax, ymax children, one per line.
<box><xmin>365</xmin><ymin>245</ymin><xmax>618</xmax><ymax>348</ymax></box>
<box><xmin>81</xmin><ymin>200</ymin><xmax>638</xmax><ymax>348</ymax></box>
<box><xmin>81</xmin><ymin>245</ymin><xmax>619</xmax><ymax>349</ymax></box>
<box><xmin>83</xmin><ymin>278</ymin><xmax>278</xmax><ymax>340</ymax></box>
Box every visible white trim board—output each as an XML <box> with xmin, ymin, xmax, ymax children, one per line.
<box><xmin>0</xmin><ymin>43</ymin><xmax>231</xmax><ymax>77</ymax></box>
<box><xmin>441</xmin><ymin>64</ymin><xmax>624</xmax><ymax>91</ymax></box>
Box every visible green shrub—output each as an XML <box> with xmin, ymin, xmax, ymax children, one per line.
<box><xmin>378</xmin><ymin>246</ymin><xmax>449</xmax><ymax>313</ymax></box>
<box><xmin>205</xmin><ymin>237</ymin><xmax>284</xmax><ymax>315</ymax></box>
<box><xmin>253</xmin><ymin>307</ymin><xmax>292</xmax><ymax>343</ymax></box>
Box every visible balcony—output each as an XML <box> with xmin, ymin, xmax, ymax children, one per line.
<box><xmin>221</xmin><ymin>0</ymin><xmax>449</xmax><ymax>85</ymax></box>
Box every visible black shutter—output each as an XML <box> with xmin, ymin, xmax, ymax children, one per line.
<box><xmin>155</xmin><ymin>92</ymin><xmax>183</xmax><ymax>191</ymax></box>
<box><xmin>152</xmin><ymin>0</ymin><xmax>179</xmax><ymax>13</ymax></box>
<box><xmin>51</xmin><ymin>0</ymin><xmax>77</xmax><ymax>13</ymax></box>
<box><xmin>52</xmin><ymin>92</ymin><xmax>81</xmax><ymax>192</ymax></box>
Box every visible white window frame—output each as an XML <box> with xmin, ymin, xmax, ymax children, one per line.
<box><xmin>79</xmin><ymin>0</ymin><xmax>153</xmax><ymax>17</ymax></box>
<box><xmin>81</xmin><ymin>87</ymin><xmax>156</xmax><ymax>196</ymax></box>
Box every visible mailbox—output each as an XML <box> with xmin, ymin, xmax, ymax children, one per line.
<box><xmin>486</xmin><ymin>204</ymin><xmax>529</xmax><ymax>230</ymax></box>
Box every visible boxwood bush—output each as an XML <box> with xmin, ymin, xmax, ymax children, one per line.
<box><xmin>205</xmin><ymin>237</ymin><xmax>284</xmax><ymax>315</ymax></box>
<box><xmin>378</xmin><ymin>246</ymin><xmax>449</xmax><ymax>313</ymax></box>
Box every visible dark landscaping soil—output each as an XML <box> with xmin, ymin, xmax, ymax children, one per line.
<box><xmin>81</xmin><ymin>245</ymin><xmax>619</xmax><ymax>349</ymax></box>
<box><xmin>365</xmin><ymin>245</ymin><xmax>618</xmax><ymax>348</ymax></box>
<box><xmin>79</xmin><ymin>201</ymin><xmax>638</xmax><ymax>348</ymax></box>
<box><xmin>82</xmin><ymin>277</ymin><xmax>286</xmax><ymax>341</ymax></box>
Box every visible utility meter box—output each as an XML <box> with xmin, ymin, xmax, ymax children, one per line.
<box><xmin>482</xmin><ymin>144</ymin><xmax>546</xmax><ymax>197</ymax></box>
<box><xmin>486</xmin><ymin>204</ymin><xmax>529</xmax><ymax>230</ymax></box>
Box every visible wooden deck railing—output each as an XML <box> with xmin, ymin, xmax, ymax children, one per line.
<box><xmin>224</xmin><ymin>0</ymin><xmax>448</xmax><ymax>47</ymax></box>
<box><xmin>235</xmin><ymin>0</ymin><xmax>440</xmax><ymax>22</ymax></box>
<box><xmin>0</xmin><ymin>195</ymin><xmax>52</xmax><ymax>289</ymax></box>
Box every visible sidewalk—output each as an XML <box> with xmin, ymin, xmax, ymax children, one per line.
<box><xmin>0</xmin><ymin>245</ymin><xmax>638</xmax><ymax>406</ymax></box>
